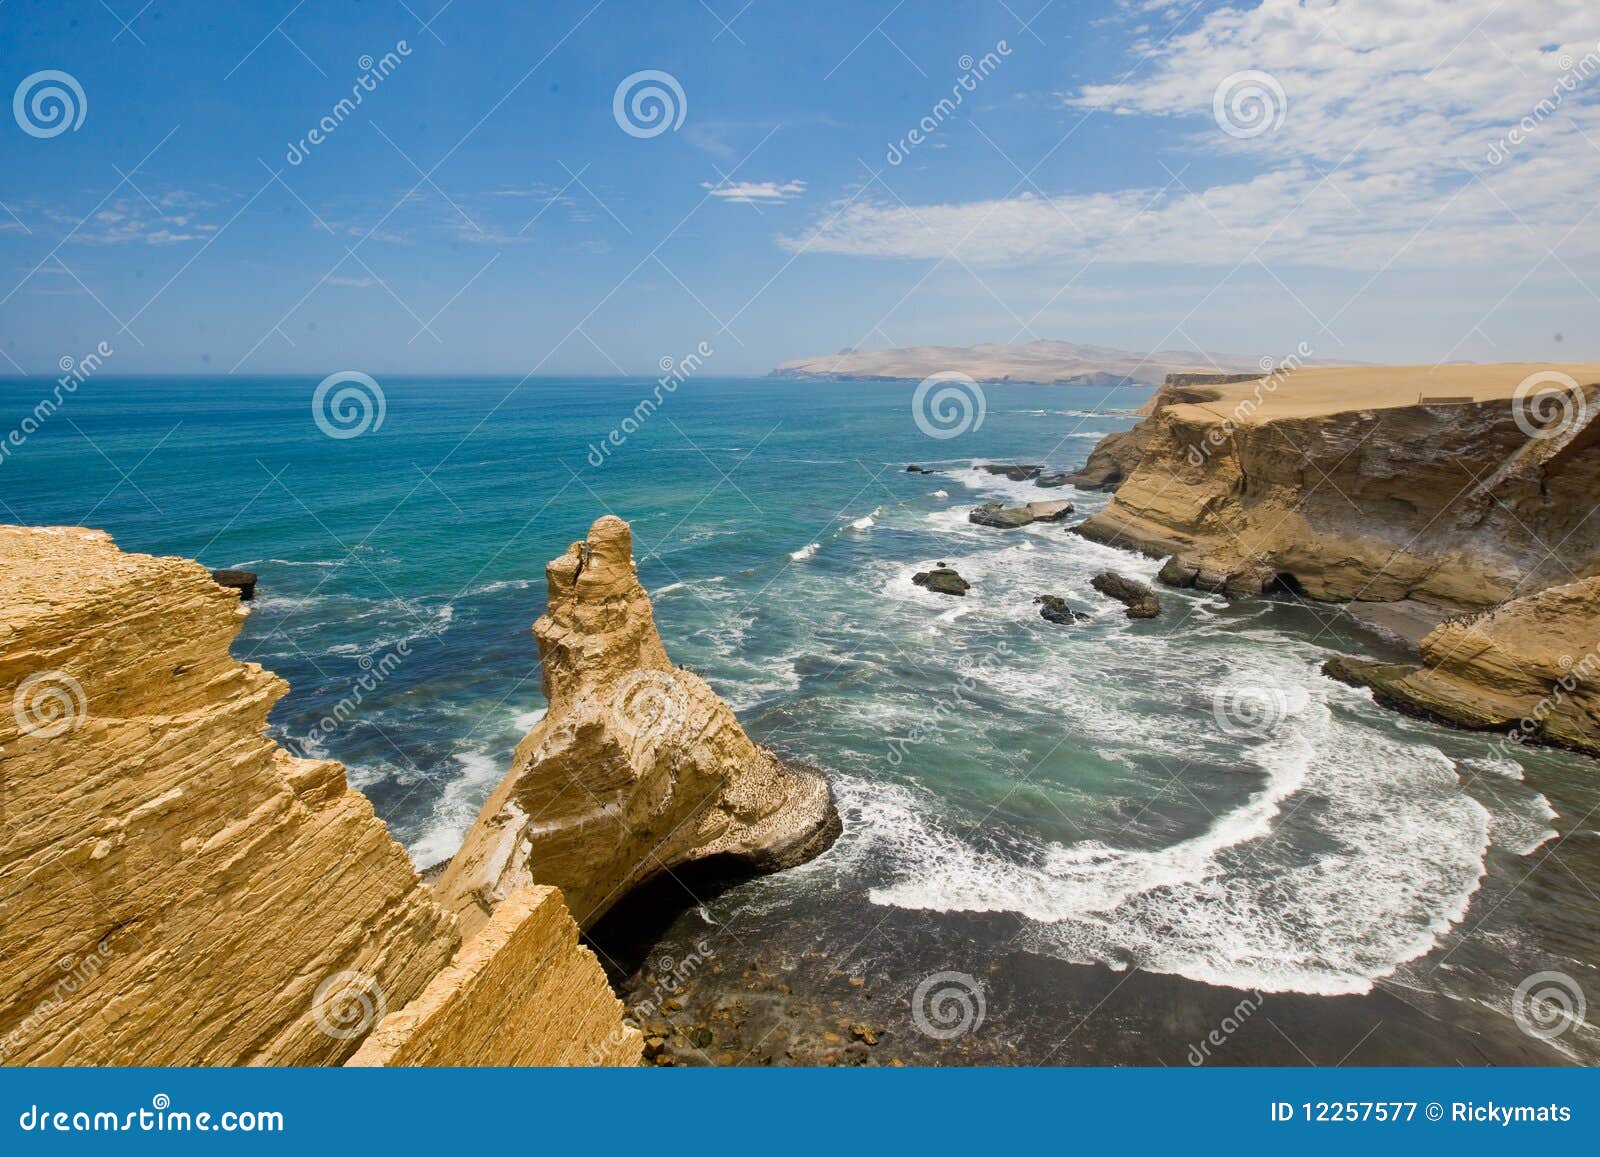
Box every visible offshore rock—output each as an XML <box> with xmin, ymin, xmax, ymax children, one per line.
<box><xmin>1090</xmin><ymin>571</ymin><xmax>1161</xmax><ymax>619</ymax></box>
<box><xmin>912</xmin><ymin>566</ymin><xmax>971</xmax><ymax>596</ymax></box>
<box><xmin>439</xmin><ymin>516</ymin><xmax>840</xmax><ymax>935</ymax></box>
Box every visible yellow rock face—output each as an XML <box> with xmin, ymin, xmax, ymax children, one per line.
<box><xmin>348</xmin><ymin>885</ymin><xmax>640</xmax><ymax>1066</ymax></box>
<box><xmin>439</xmin><ymin>515</ymin><xmax>840</xmax><ymax>935</ymax></box>
<box><xmin>0</xmin><ymin>526</ymin><xmax>633</xmax><ymax>1066</ymax></box>
<box><xmin>1345</xmin><ymin>575</ymin><xmax>1600</xmax><ymax>757</ymax></box>
<box><xmin>1077</xmin><ymin>365</ymin><xmax>1600</xmax><ymax>608</ymax></box>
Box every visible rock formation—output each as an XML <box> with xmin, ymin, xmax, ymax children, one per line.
<box><xmin>979</xmin><ymin>462</ymin><xmax>1043</xmax><ymax>481</ymax></box>
<box><xmin>913</xmin><ymin>566</ymin><xmax>971</xmax><ymax>596</ymax></box>
<box><xmin>1071</xmin><ymin>363</ymin><xmax>1600</xmax><ymax>754</ymax></box>
<box><xmin>1324</xmin><ymin>574</ymin><xmax>1600</xmax><ymax>757</ymax></box>
<box><xmin>1035</xmin><ymin>595</ymin><xmax>1089</xmax><ymax>624</ymax></box>
<box><xmin>0</xmin><ymin>525</ymin><xmax>634</xmax><ymax>1066</ymax></box>
<box><xmin>1074</xmin><ymin>364</ymin><xmax>1600</xmax><ymax>607</ymax></box>
<box><xmin>1090</xmin><ymin>571</ymin><xmax>1161</xmax><ymax>619</ymax></box>
<box><xmin>438</xmin><ymin>516</ymin><xmax>840</xmax><ymax>936</ymax></box>
<box><xmin>349</xmin><ymin>885</ymin><xmax>640</xmax><ymax>1066</ymax></box>
<box><xmin>969</xmin><ymin>500</ymin><xmax>1074</xmax><ymax>529</ymax></box>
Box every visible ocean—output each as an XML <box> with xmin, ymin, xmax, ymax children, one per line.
<box><xmin>4</xmin><ymin>373</ymin><xmax>1597</xmax><ymax>1065</ymax></box>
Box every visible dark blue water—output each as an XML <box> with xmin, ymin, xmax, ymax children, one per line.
<box><xmin>4</xmin><ymin>374</ymin><xmax>1596</xmax><ymax>1063</ymax></box>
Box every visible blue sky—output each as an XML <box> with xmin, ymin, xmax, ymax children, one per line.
<box><xmin>1</xmin><ymin>0</ymin><xmax>1596</xmax><ymax>376</ymax></box>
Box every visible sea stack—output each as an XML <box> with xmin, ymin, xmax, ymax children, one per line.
<box><xmin>438</xmin><ymin>515</ymin><xmax>840</xmax><ymax>936</ymax></box>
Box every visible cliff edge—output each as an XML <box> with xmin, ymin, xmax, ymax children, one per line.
<box><xmin>1070</xmin><ymin>363</ymin><xmax>1600</xmax><ymax>756</ymax></box>
<box><xmin>0</xmin><ymin>526</ymin><xmax>633</xmax><ymax>1066</ymax></box>
<box><xmin>1075</xmin><ymin>363</ymin><xmax>1600</xmax><ymax>607</ymax></box>
<box><xmin>439</xmin><ymin>515</ymin><xmax>841</xmax><ymax>935</ymax></box>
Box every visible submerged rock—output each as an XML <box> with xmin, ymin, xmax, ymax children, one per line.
<box><xmin>978</xmin><ymin>463</ymin><xmax>1043</xmax><ymax>481</ymax></box>
<box><xmin>1036</xmin><ymin>595</ymin><xmax>1089</xmax><ymax>624</ymax></box>
<box><xmin>1035</xmin><ymin>473</ymin><xmax>1072</xmax><ymax>488</ymax></box>
<box><xmin>439</xmin><ymin>515</ymin><xmax>841</xmax><ymax>935</ymax></box>
<box><xmin>912</xmin><ymin>566</ymin><xmax>970</xmax><ymax>596</ymax></box>
<box><xmin>1090</xmin><ymin>570</ymin><xmax>1161</xmax><ymax>619</ymax></box>
<box><xmin>905</xmin><ymin>464</ymin><xmax>934</xmax><ymax>474</ymax></box>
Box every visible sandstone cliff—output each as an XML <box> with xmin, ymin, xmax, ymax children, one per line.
<box><xmin>1325</xmin><ymin>574</ymin><xmax>1600</xmax><ymax>758</ymax></box>
<box><xmin>1075</xmin><ymin>364</ymin><xmax>1600</xmax><ymax>607</ymax></box>
<box><xmin>1070</xmin><ymin>363</ymin><xmax>1600</xmax><ymax>757</ymax></box>
<box><xmin>0</xmin><ymin>526</ymin><xmax>633</xmax><ymax>1066</ymax></box>
<box><xmin>439</xmin><ymin>515</ymin><xmax>840</xmax><ymax>935</ymax></box>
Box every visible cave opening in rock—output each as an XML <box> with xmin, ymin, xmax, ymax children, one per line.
<box><xmin>1269</xmin><ymin>572</ymin><xmax>1306</xmax><ymax>595</ymax></box>
<box><xmin>581</xmin><ymin>853</ymin><xmax>760</xmax><ymax>985</ymax></box>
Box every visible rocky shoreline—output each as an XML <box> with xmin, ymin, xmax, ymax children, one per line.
<box><xmin>1057</xmin><ymin>364</ymin><xmax>1600</xmax><ymax>759</ymax></box>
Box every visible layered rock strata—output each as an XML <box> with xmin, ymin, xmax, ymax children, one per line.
<box><xmin>438</xmin><ymin>516</ymin><xmax>840</xmax><ymax>936</ymax></box>
<box><xmin>348</xmin><ymin>885</ymin><xmax>639</xmax><ymax>1066</ymax></box>
<box><xmin>1074</xmin><ymin>364</ymin><xmax>1600</xmax><ymax>607</ymax></box>
<box><xmin>1324</xmin><ymin>574</ymin><xmax>1600</xmax><ymax>757</ymax></box>
<box><xmin>0</xmin><ymin>526</ymin><xmax>633</xmax><ymax>1066</ymax></box>
<box><xmin>1070</xmin><ymin>363</ymin><xmax>1600</xmax><ymax>755</ymax></box>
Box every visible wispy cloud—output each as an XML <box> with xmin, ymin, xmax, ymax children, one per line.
<box><xmin>784</xmin><ymin>1</ymin><xmax>1600</xmax><ymax>270</ymax></box>
<box><xmin>702</xmin><ymin>178</ymin><xmax>807</xmax><ymax>204</ymax></box>
<box><xmin>41</xmin><ymin>190</ymin><xmax>220</xmax><ymax>245</ymax></box>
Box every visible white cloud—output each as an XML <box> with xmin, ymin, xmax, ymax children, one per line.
<box><xmin>702</xmin><ymin>179</ymin><xmax>807</xmax><ymax>204</ymax></box>
<box><xmin>785</xmin><ymin>0</ymin><xmax>1600</xmax><ymax>271</ymax></box>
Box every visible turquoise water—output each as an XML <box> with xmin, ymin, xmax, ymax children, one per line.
<box><xmin>4</xmin><ymin>374</ymin><xmax>1596</xmax><ymax>1062</ymax></box>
